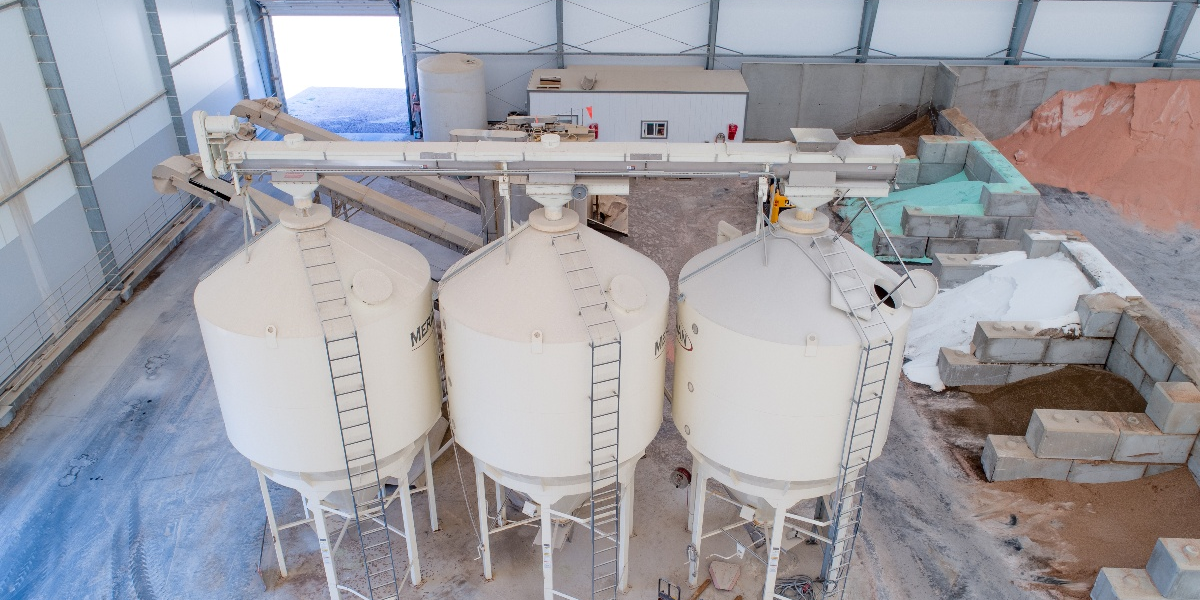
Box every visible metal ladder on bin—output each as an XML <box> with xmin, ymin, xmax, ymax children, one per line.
<box><xmin>551</xmin><ymin>231</ymin><xmax>623</xmax><ymax>600</ymax></box>
<box><xmin>808</xmin><ymin>230</ymin><xmax>895</xmax><ymax>599</ymax></box>
<box><xmin>298</xmin><ymin>227</ymin><xmax>400</xmax><ymax>600</ymax></box>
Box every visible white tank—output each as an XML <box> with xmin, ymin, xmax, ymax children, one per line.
<box><xmin>195</xmin><ymin>204</ymin><xmax>442</xmax><ymax>496</ymax></box>
<box><xmin>438</xmin><ymin>208</ymin><xmax>669</xmax><ymax>505</ymax></box>
<box><xmin>417</xmin><ymin>53</ymin><xmax>487</xmax><ymax>142</ymax></box>
<box><xmin>673</xmin><ymin>210</ymin><xmax>921</xmax><ymax>508</ymax></box>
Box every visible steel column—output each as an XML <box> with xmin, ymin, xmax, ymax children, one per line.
<box><xmin>705</xmin><ymin>0</ymin><xmax>720</xmax><ymax>69</ymax></box>
<box><xmin>257</xmin><ymin>470</ymin><xmax>289</xmax><ymax>578</ymax></box>
<box><xmin>855</xmin><ymin>0</ymin><xmax>879</xmax><ymax>64</ymax></box>
<box><xmin>398</xmin><ymin>472</ymin><xmax>422</xmax><ymax>586</ymax></box>
<box><xmin>142</xmin><ymin>0</ymin><xmax>191</xmax><ymax>155</ymax></box>
<box><xmin>475</xmin><ymin>463</ymin><xmax>494</xmax><ymax>580</ymax></box>
<box><xmin>1005</xmin><ymin>0</ymin><xmax>1039</xmax><ymax>65</ymax></box>
<box><xmin>20</xmin><ymin>0</ymin><xmax>118</xmax><ymax>285</ymax></box>
<box><xmin>244</xmin><ymin>0</ymin><xmax>277</xmax><ymax>98</ymax></box>
<box><xmin>397</xmin><ymin>0</ymin><xmax>419</xmax><ymax>135</ymax></box>
<box><xmin>1155</xmin><ymin>1</ymin><xmax>1198</xmax><ymax>67</ymax></box>
<box><xmin>555</xmin><ymin>0</ymin><xmax>565</xmax><ymax>69</ymax></box>
<box><xmin>223</xmin><ymin>0</ymin><xmax>250</xmax><ymax>99</ymax></box>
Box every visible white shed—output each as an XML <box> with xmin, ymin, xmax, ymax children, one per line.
<box><xmin>527</xmin><ymin>66</ymin><xmax>748</xmax><ymax>143</ymax></box>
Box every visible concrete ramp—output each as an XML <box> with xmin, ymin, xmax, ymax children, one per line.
<box><xmin>232</xmin><ymin>99</ymin><xmax>482</xmax><ymax>214</ymax></box>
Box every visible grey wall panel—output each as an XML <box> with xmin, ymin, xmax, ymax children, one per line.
<box><xmin>0</xmin><ymin>241</ymin><xmax>44</xmax><ymax>341</ymax></box>
<box><xmin>796</xmin><ymin>64</ymin><xmax>866</xmax><ymax>134</ymax></box>
<box><xmin>91</xmin><ymin>123</ymin><xmax>178</xmax><ymax>241</ymax></box>
<box><xmin>30</xmin><ymin>197</ymin><xmax>98</xmax><ymax>297</ymax></box>
<box><xmin>741</xmin><ymin>62</ymin><xmax>803</xmax><ymax>141</ymax></box>
<box><xmin>855</xmin><ymin>64</ymin><xmax>934</xmax><ymax>131</ymax></box>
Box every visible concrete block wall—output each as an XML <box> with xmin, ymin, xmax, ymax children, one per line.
<box><xmin>1091</xmin><ymin>538</ymin><xmax>1200</xmax><ymax>600</ymax></box>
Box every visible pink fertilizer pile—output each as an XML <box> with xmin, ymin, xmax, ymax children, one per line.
<box><xmin>995</xmin><ymin>79</ymin><xmax>1200</xmax><ymax>231</ymax></box>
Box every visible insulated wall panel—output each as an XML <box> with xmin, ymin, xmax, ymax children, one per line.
<box><xmin>716</xmin><ymin>0</ymin><xmax>861</xmax><ymax>59</ymax></box>
<box><xmin>871</xmin><ymin>0</ymin><xmax>1016</xmax><ymax>59</ymax></box>
<box><xmin>156</xmin><ymin>0</ymin><xmax>230</xmax><ymax>62</ymax></box>
<box><xmin>563</xmin><ymin>0</ymin><xmax>709</xmax><ymax>55</ymax></box>
<box><xmin>39</xmin><ymin>0</ymin><xmax>162</xmax><ymax>141</ymax></box>
<box><xmin>235</xmin><ymin>2</ymin><xmax>268</xmax><ymax>98</ymax></box>
<box><xmin>1024</xmin><ymin>2</ymin><xmax>1173</xmax><ymax>61</ymax></box>
<box><xmin>413</xmin><ymin>0</ymin><xmax>556</xmax><ymax>53</ymax></box>
<box><xmin>173</xmin><ymin>42</ymin><xmax>238</xmax><ymax>115</ymax></box>
<box><xmin>1178</xmin><ymin>16</ymin><xmax>1200</xmax><ymax>61</ymax></box>
<box><xmin>0</xmin><ymin>10</ymin><xmax>64</xmax><ymax>183</ymax></box>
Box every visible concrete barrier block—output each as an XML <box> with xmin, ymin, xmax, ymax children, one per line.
<box><xmin>1108</xmin><ymin>341</ymin><xmax>1150</xmax><ymax>394</ymax></box>
<box><xmin>1005</xmin><ymin>216</ymin><xmax>1035</xmax><ymax>240</ymax></box>
<box><xmin>896</xmin><ymin>158</ymin><xmax>920</xmax><ymax>184</ymax></box>
<box><xmin>902</xmin><ymin>206</ymin><xmax>958</xmax><ymax>237</ymax></box>
<box><xmin>1147</xmin><ymin>538</ymin><xmax>1200</xmax><ymax>599</ymax></box>
<box><xmin>917</xmin><ymin>135</ymin><xmax>949</xmax><ymax>163</ymax></box>
<box><xmin>1021</xmin><ymin>229</ymin><xmax>1085</xmax><ymax>259</ymax></box>
<box><xmin>928</xmin><ymin>237</ymin><xmax>980</xmax><ymax>256</ymax></box>
<box><xmin>938</xmin><ymin>347</ymin><xmax>1010</xmax><ymax>387</ymax></box>
<box><xmin>873</xmin><ymin>228</ymin><xmax>927</xmax><ymax>259</ymax></box>
<box><xmin>955</xmin><ymin>215</ymin><xmax>1009</xmax><ymax>239</ymax></box>
<box><xmin>1077</xmin><ymin>293</ymin><xmax>1129</xmax><ymax>338</ymax></box>
<box><xmin>1146</xmin><ymin>382</ymin><xmax>1200</xmax><ymax>435</ymax></box>
<box><xmin>1145</xmin><ymin>464</ymin><xmax>1182</xmax><ymax>476</ymax></box>
<box><xmin>981</xmin><ymin>185</ymin><xmax>1040</xmax><ymax>217</ymax></box>
<box><xmin>1169</xmin><ymin>365</ymin><xmax>1193</xmax><ymax>383</ymax></box>
<box><xmin>918</xmin><ymin>162</ymin><xmax>965</xmax><ymax>184</ymax></box>
<box><xmin>978</xmin><ymin>239</ymin><xmax>1021</xmax><ymax>254</ymax></box>
<box><xmin>1027</xmin><ymin>409</ymin><xmax>1121</xmax><ymax>460</ymax></box>
<box><xmin>982</xmin><ymin>435</ymin><xmax>1072</xmax><ymax>481</ymax></box>
<box><xmin>973</xmin><ymin>321</ymin><xmax>1050</xmax><ymax>363</ymax></box>
<box><xmin>1110</xmin><ymin>412</ymin><xmax>1195</xmax><ymax>463</ymax></box>
<box><xmin>965</xmin><ymin>143</ymin><xmax>994</xmax><ymax>183</ymax></box>
<box><xmin>1090</xmin><ymin>568</ymin><xmax>1164</xmax><ymax>600</ymax></box>
<box><xmin>1133</xmin><ymin>329</ymin><xmax>1177</xmax><ymax>382</ymax></box>
<box><xmin>1117</xmin><ymin>310</ymin><xmax>1143</xmax><ymax>350</ymax></box>
<box><xmin>1009</xmin><ymin>364</ymin><xmax>1067</xmax><ymax>383</ymax></box>
<box><xmin>1046</xmin><ymin>337</ymin><xmax>1114</xmax><ymax>365</ymax></box>
<box><xmin>930</xmin><ymin>253</ymin><xmax>996</xmax><ymax>289</ymax></box>
<box><xmin>1068</xmin><ymin>460</ymin><xmax>1147</xmax><ymax>483</ymax></box>
<box><xmin>944</xmin><ymin>140</ymin><xmax>969</xmax><ymax>166</ymax></box>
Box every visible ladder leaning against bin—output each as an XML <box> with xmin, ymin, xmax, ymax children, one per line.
<box><xmin>297</xmin><ymin>227</ymin><xmax>401</xmax><ymax>600</ymax></box>
<box><xmin>807</xmin><ymin>197</ymin><xmax>909</xmax><ymax>599</ymax></box>
<box><xmin>551</xmin><ymin>230</ymin><xmax>623</xmax><ymax>600</ymax></box>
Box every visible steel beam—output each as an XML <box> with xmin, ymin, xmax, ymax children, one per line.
<box><xmin>396</xmin><ymin>0</ymin><xmax>419</xmax><ymax>135</ymax></box>
<box><xmin>1155</xmin><ymin>1</ymin><xmax>1198</xmax><ymax>67</ymax></box>
<box><xmin>1005</xmin><ymin>0</ymin><xmax>1039</xmax><ymax>65</ymax></box>
<box><xmin>856</xmin><ymin>0</ymin><xmax>879</xmax><ymax>64</ymax></box>
<box><xmin>705</xmin><ymin>0</ymin><xmax>720</xmax><ymax>69</ymax></box>
<box><xmin>142</xmin><ymin>0</ymin><xmax>191</xmax><ymax>155</ymax></box>
<box><xmin>556</xmin><ymin>0</ymin><xmax>565</xmax><ymax>69</ymax></box>
<box><xmin>20</xmin><ymin>0</ymin><xmax>118</xmax><ymax>284</ymax></box>
<box><xmin>244</xmin><ymin>0</ymin><xmax>277</xmax><ymax>98</ymax></box>
<box><xmin>224</xmin><ymin>0</ymin><xmax>250</xmax><ymax>99</ymax></box>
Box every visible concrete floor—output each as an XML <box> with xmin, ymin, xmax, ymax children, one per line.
<box><xmin>1</xmin><ymin>176</ymin><xmax>1195</xmax><ymax>600</ymax></box>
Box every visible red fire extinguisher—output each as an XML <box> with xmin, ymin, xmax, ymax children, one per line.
<box><xmin>727</xmin><ymin>123</ymin><xmax>738</xmax><ymax>141</ymax></box>
<box><xmin>588</xmin><ymin>123</ymin><xmax>599</xmax><ymax>140</ymax></box>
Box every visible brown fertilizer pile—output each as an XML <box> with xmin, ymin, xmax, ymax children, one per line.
<box><xmin>853</xmin><ymin>114</ymin><xmax>934</xmax><ymax>157</ymax></box>
<box><xmin>995</xmin><ymin>79</ymin><xmax>1200</xmax><ymax>231</ymax></box>
<box><xmin>953</xmin><ymin>366</ymin><xmax>1147</xmax><ymax>438</ymax></box>
<box><xmin>972</xmin><ymin>468</ymin><xmax>1200</xmax><ymax>597</ymax></box>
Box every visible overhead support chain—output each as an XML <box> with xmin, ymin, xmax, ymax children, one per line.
<box><xmin>244</xmin><ymin>0</ymin><xmax>279</xmax><ymax>100</ymax></box>
<box><xmin>223</xmin><ymin>0</ymin><xmax>251</xmax><ymax>99</ymax></box>
<box><xmin>705</xmin><ymin>0</ymin><xmax>720</xmax><ymax>70</ymax></box>
<box><xmin>855</xmin><ymin>0</ymin><xmax>879</xmax><ymax>64</ymax></box>
<box><xmin>556</xmin><ymin>0</ymin><xmax>566</xmax><ymax>69</ymax></box>
<box><xmin>1005</xmin><ymin>0</ymin><xmax>1039</xmax><ymax>66</ymax></box>
<box><xmin>1155</xmin><ymin>0</ymin><xmax>1199</xmax><ymax>67</ymax></box>
<box><xmin>395</xmin><ymin>0</ymin><xmax>420</xmax><ymax>136</ymax></box>
<box><xmin>142</xmin><ymin>0</ymin><xmax>191</xmax><ymax>155</ymax></box>
<box><xmin>20</xmin><ymin>0</ymin><xmax>119</xmax><ymax>286</ymax></box>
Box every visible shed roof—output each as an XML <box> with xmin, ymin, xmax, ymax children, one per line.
<box><xmin>527</xmin><ymin>66</ymin><xmax>749</xmax><ymax>94</ymax></box>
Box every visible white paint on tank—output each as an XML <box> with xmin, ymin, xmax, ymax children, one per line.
<box><xmin>438</xmin><ymin>211</ymin><xmax>668</xmax><ymax>501</ymax></box>
<box><xmin>194</xmin><ymin>206</ymin><xmax>442</xmax><ymax>494</ymax></box>
<box><xmin>672</xmin><ymin>226</ymin><xmax>913</xmax><ymax>501</ymax></box>
<box><xmin>417</xmin><ymin>53</ymin><xmax>487</xmax><ymax>142</ymax></box>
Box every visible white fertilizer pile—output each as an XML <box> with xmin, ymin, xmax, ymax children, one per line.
<box><xmin>904</xmin><ymin>253</ymin><xmax>1095</xmax><ymax>391</ymax></box>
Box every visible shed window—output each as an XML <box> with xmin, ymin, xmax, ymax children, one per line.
<box><xmin>641</xmin><ymin>121</ymin><xmax>668</xmax><ymax>139</ymax></box>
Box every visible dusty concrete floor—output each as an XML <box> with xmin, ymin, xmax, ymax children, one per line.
<box><xmin>1</xmin><ymin>176</ymin><xmax>1195</xmax><ymax>600</ymax></box>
